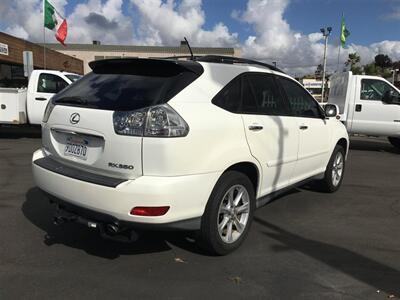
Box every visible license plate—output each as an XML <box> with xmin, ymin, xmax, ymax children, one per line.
<box><xmin>64</xmin><ymin>136</ymin><xmax>88</xmax><ymax>160</ymax></box>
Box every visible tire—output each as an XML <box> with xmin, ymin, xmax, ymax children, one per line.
<box><xmin>198</xmin><ymin>171</ymin><xmax>255</xmax><ymax>255</ymax></box>
<box><xmin>388</xmin><ymin>137</ymin><xmax>400</xmax><ymax>150</ymax></box>
<box><xmin>318</xmin><ymin>145</ymin><xmax>346</xmax><ymax>193</ymax></box>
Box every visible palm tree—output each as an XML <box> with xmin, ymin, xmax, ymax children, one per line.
<box><xmin>345</xmin><ymin>53</ymin><xmax>361</xmax><ymax>74</ymax></box>
<box><xmin>345</xmin><ymin>53</ymin><xmax>360</xmax><ymax>68</ymax></box>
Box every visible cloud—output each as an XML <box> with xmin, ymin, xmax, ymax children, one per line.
<box><xmin>84</xmin><ymin>12</ymin><xmax>119</xmax><ymax>30</ymax></box>
<box><xmin>308</xmin><ymin>33</ymin><xmax>323</xmax><ymax>43</ymax></box>
<box><xmin>64</xmin><ymin>0</ymin><xmax>136</xmax><ymax>44</ymax></box>
<box><xmin>0</xmin><ymin>0</ymin><xmax>135</xmax><ymax>44</ymax></box>
<box><xmin>234</xmin><ymin>0</ymin><xmax>400</xmax><ymax>75</ymax></box>
<box><xmin>0</xmin><ymin>0</ymin><xmax>66</xmax><ymax>42</ymax></box>
<box><xmin>130</xmin><ymin>0</ymin><xmax>239</xmax><ymax>46</ymax></box>
<box><xmin>1</xmin><ymin>0</ymin><xmax>400</xmax><ymax>75</ymax></box>
<box><xmin>384</xmin><ymin>6</ymin><xmax>400</xmax><ymax>19</ymax></box>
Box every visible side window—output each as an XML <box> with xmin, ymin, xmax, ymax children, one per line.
<box><xmin>241</xmin><ymin>75</ymin><xmax>257</xmax><ymax>113</ymax></box>
<box><xmin>244</xmin><ymin>73</ymin><xmax>288</xmax><ymax>115</ymax></box>
<box><xmin>278</xmin><ymin>77</ymin><xmax>322</xmax><ymax>118</ymax></box>
<box><xmin>37</xmin><ymin>73</ymin><xmax>69</xmax><ymax>94</ymax></box>
<box><xmin>360</xmin><ymin>79</ymin><xmax>399</xmax><ymax>101</ymax></box>
<box><xmin>212</xmin><ymin>76</ymin><xmax>241</xmax><ymax>113</ymax></box>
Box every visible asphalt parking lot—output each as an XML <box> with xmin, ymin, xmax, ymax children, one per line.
<box><xmin>0</xmin><ymin>127</ymin><xmax>399</xmax><ymax>300</ymax></box>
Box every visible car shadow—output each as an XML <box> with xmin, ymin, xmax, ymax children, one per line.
<box><xmin>255</xmin><ymin>217</ymin><xmax>400</xmax><ymax>297</ymax></box>
<box><xmin>0</xmin><ymin>126</ymin><xmax>41</xmax><ymax>139</ymax></box>
<box><xmin>22</xmin><ymin>188</ymin><xmax>206</xmax><ymax>259</ymax></box>
<box><xmin>349</xmin><ymin>138</ymin><xmax>400</xmax><ymax>154</ymax></box>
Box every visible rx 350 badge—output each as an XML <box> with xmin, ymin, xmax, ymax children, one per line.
<box><xmin>108</xmin><ymin>162</ymin><xmax>134</xmax><ymax>170</ymax></box>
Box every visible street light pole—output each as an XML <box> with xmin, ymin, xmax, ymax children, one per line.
<box><xmin>391</xmin><ymin>69</ymin><xmax>399</xmax><ymax>84</ymax></box>
<box><xmin>320</xmin><ymin>26</ymin><xmax>332</xmax><ymax>102</ymax></box>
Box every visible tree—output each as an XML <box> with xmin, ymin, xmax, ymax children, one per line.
<box><xmin>375</xmin><ymin>54</ymin><xmax>392</xmax><ymax>69</ymax></box>
<box><xmin>315</xmin><ymin>64</ymin><xmax>323</xmax><ymax>79</ymax></box>
<box><xmin>363</xmin><ymin>63</ymin><xmax>378</xmax><ymax>75</ymax></box>
<box><xmin>345</xmin><ymin>53</ymin><xmax>361</xmax><ymax>74</ymax></box>
<box><xmin>345</xmin><ymin>53</ymin><xmax>360</xmax><ymax>67</ymax></box>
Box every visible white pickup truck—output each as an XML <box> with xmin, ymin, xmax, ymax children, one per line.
<box><xmin>0</xmin><ymin>70</ymin><xmax>80</xmax><ymax>125</ymax></box>
<box><xmin>328</xmin><ymin>71</ymin><xmax>400</xmax><ymax>149</ymax></box>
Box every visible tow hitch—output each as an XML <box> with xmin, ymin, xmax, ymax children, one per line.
<box><xmin>53</xmin><ymin>205</ymin><xmax>139</xmax><ymax>243</ymax></box>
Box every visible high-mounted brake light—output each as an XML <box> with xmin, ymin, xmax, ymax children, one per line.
<box><xmin>113</xmin><ymin>104</ymin><xmax>189</xmax><ymax>137</ymax></box>
<box><xmin>130</xmin><ymin>206</ymin><xmax>170</xmax><ymax>216</ymax></box>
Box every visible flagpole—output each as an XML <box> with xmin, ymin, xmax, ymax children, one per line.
<box><xmin>337</xmin><ymin>42</ymin><xmax>341</xmax><ymax>72</ymax></box>
<box><xmin>337</xmin><ymin>13</ymin><xmax>344</xmax><ymax>73</ymax></box>
<box><xmin>43</xmin><ymin>0</ymin><xmax>46</xmax><ymax>69</ymax></box>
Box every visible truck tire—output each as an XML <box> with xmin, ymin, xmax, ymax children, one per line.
<box><xmin>388</xmin><ymin>137</ymin><xmax>400</xmax><ymax>150</ymax></box>
<box><xmin>198</xmin><ymin>171</ymin><xmax>255</xmax><ymax>255</ymax></box>
<box><xmin>318</xmin><ymin>145</ymin><xmax>346</xmax><ymax>193</ymax></box>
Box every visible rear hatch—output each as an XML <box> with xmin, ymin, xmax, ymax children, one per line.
<box><xmin>41</xmin><ymin>58</ymin><xmax>203</xmax><ymax>180</ymax></box>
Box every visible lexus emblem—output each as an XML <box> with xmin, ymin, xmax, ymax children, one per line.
<box><xmin>70</xmin><ymin>113</ymin><xmax>80</xmax><ymax>124</ymax></box>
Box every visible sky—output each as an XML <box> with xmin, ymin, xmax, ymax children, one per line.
<box><xmin>1</xmin><ymin>0</ymin><xmax>400</xmax><ymax>75</ymax></box>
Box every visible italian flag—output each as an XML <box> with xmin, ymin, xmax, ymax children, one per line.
<box><xmin>44</xmin><ymin>0</ymin><xmax>67</xmax><ymax>46</ymax></box>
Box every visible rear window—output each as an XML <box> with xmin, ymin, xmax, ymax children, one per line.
<box><xmin>51</xmin><ymin>59</ymin><xmax>202</xmax><ymax>111</ymax></box>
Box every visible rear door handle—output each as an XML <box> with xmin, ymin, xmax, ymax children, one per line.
<box><xmin>355</xmin><ymin>104</ymin><xmax>362</xmax><ymax>112</ymax></box>
<box><xmin>35</xmin><ymin>97</ymin><xmax>47</xmax><ymax>101</ymax></box>
<box><xmin>299</xmin><ymin>125</ymin><xmax>308</xmax><ymax>130</ymax></box>
<box><xmin>248</xmin><ymin>125</ymin><xmax>263</xmax><ymax>131</ymax></box>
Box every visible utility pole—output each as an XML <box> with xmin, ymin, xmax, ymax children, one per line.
<box><xmin>320</xmin><ymin>26</ymin><xmax>332</xmax><ymax>102</ymax></box>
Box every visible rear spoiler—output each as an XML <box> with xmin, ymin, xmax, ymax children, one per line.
<box><xmin>89</xmin><ymin>58</ymin><xmax>204</xmax><ymax>76</ymax></box>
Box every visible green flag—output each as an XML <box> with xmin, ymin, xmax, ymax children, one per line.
<box><xmin>340</xmin><ymin>14</ymin><xmax>350</xmax><ymax>48</ymax></box>
<box><xmin>44</xmin><ymin>0</ymin><xmax>57</xmax><ymax>30</ymax></box>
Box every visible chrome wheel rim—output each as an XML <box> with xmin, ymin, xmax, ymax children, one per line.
<box><xmin>332</xmin><ymin>152</ymin><xmax>344</xmax><ymax>186</ymax></box>
<box><xmin>217</xmin><ymin>185</ymin><xmax>250</xmax><ymax>244</ymax></box>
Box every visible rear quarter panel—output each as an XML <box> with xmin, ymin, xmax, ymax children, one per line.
<box><xmin>142</xmin><ymin>102</ymin><xmax>261</xmax><ymax>176</ymax></box>
<box><xmin>142</xmin><ymin>63</ymin><xmax>262</xmax><ymax>177</ymax></box>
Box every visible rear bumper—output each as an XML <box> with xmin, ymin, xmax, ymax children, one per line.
<box><xmin>32</xmin><ymin>149</ymin><xmax>221</xmax><ymax>227</ymax></box>
<box><xmin>50</xmin><ymin>196</ymin><xmax>201</xmax><ymax>231</ymax></box>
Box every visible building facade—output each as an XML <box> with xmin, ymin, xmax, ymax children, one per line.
<box><xmin>46</xmin><ymin>41</ymin><xmax>239</xmax><ymax>74</ymax></box>
<box><xmin>0</xmin><ymin>32</ymin><xmax>83</xmax><ymax>87</ymax></box>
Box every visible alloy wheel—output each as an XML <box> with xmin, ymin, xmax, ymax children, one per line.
<box><xmin>332</xmin><ymin>152</ymin><xmax>344</xmax><ymax>186</ymax></box>
<box><xmin>217</xmin><ymin>185</ymin><xmax>250</xmax><ymax>244</ymax></box>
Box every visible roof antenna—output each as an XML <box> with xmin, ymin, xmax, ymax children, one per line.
<box><xmin>184</xmin><ymin>37</ymin><xmax>194</xmax><ymax>60</ymax></box>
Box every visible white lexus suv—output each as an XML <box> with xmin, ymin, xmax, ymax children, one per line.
<box><xmin>32</xmin><ymin>56</ymin><xmax>349</xmax><ymax>255</ymax></box>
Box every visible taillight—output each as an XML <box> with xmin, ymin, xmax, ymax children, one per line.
<box><xmin>113</xmin><ymin>109</ymin><xmax>147</xmax><ymax>136</ymax></box>
<box><xmin>130</xmin><ymin>206</ymin><xmax>170</xmax><ymax>216</ymax></box>
<box><xmin>42</xmin><ymin>100</ymin><xmax>55</xmax><ymax>123</ymax></box>
<box><xmin>113</xmin><ymin>104</ymin><xmax>189</xmax><ymax>137</ymax></box>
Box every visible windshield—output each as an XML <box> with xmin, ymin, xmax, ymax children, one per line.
<box><xmin>65</xmin><ymin>74</ymin><xmax>82</xmax><ymax>82</ymax></box>
<box><xmin>52</xmin><ymin>61</ymin><xmax>201</xmax><ymax>111</ymax></box>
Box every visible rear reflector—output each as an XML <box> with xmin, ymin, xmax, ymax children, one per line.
<box><xmin>130</xmin><ymin>206</ymin><xmax>170</xmax><ymax>216</ymax></box>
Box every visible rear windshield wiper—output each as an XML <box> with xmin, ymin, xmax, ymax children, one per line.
<box><xmin>54</xmin><ymin>96</ymin><xmax>87</xmax><ymax>105</ymax></box>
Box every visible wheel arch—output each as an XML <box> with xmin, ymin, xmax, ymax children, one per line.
<box><xmin>336</xmin><ymin>137</ymin><xmax>349</xmax><ymax>155</ymax></box>
<box><xmin>223</xmin><ymin>162</ymin><xmax>260</xmax><ymax>196</ymax></box>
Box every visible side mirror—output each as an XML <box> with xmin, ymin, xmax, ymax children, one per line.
<box><xmin>324</xmin><ymin>104</ymin><xmax>339</xmax><ymax>118</ymax></box>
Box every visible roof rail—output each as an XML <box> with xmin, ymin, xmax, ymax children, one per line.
<box><xmin>157</xmin><ymin>55</ymin><xmax>285</xmax><ymax>73</ymax></box>
<box><xmin>158</xmin><ymin>55</ymin><xmax>202</xmax><ymax>60</ymax></box>
<box><xmin>196</xmin><ymin>55</ymin><xmax>285</xmax><ymax>73</ymax></box>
